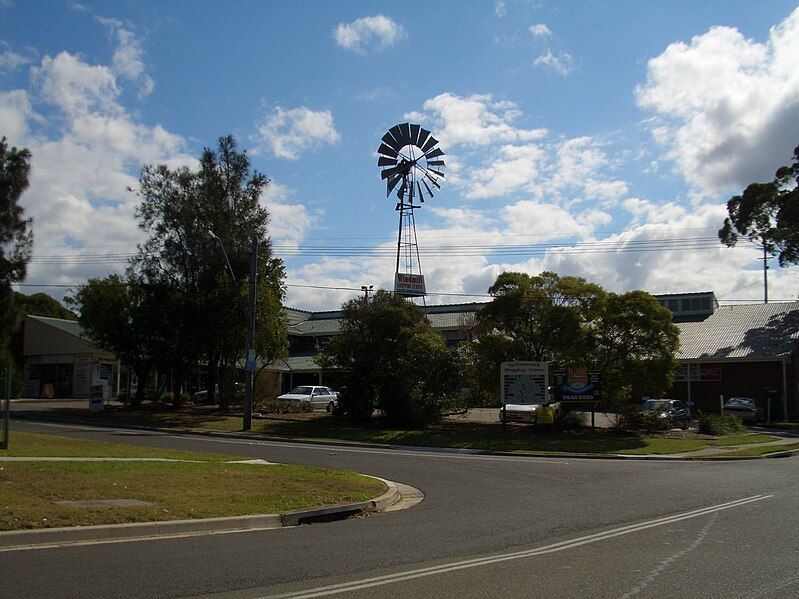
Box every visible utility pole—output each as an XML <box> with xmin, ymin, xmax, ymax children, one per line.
<box><xmin>762</xmin><ymin>243</ymin><xmax>769</xmax><ymax>304</ymax></box>
<box><xmin>361</xmin><ymin>285</ymin><xmax>373</xmax><ymax>302</ymax></box>
<box><xmin>244</xmin><ymin>237</ymin><xmax>258</xmax><ymax>431</ymax></box>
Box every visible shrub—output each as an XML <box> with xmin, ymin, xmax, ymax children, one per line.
<box><xmin>257</xmin><ymin>399</ymin><xmax>312</xmax><ymax>415</ymax></box>
<box><xmin>698</xmin><ymin>413</ymin><xmax>746</xmax><ymax>436</ymax></box>
<box><xmin>560</xmin><ymin>409</ymin><xmax>587</xmax><ymax>429</ymax></box>
<box><xmin>614</xmin><ymin>407</ymin><xmax>670</xmax><ymax>434</ymax></box>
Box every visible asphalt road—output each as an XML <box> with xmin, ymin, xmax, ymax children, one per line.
<box><xmin>2</xmin><ymin>420</ymin><xmax>798</xmax><ymax>599</ymax></box>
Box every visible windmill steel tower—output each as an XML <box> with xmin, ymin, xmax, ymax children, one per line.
<box><xmin>376</xmin><ymin>123</ymin><xmax>445</xmax><ymax>297</ymax></box>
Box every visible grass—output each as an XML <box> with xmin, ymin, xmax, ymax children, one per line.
<box><xmin>14</xmin><ymin>406</ymin><xmax>790</xmax><ymax>456</ymax></box>
<box><xmin>709</xmin><ymin>434</ymin><xmax>781</xmax><ymax>447</ymax></box>
<box><xmin>1</xmin><ymin>431</ymin><xmax>235</xmax><ymax>461</ymax></box>
<box><xmin>711</xmin><ymin>442</ymin><xmax>799</xmax><ymax>458</ymax></box>
<box><xmin>0</xmin><ymin>432</ymin><xmax>386</xmax><ymax>531</ymax></box>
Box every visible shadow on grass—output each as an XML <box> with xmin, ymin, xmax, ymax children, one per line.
<box><xmin>256</xmin><ymin>417</ymin><xmax>651</xmax><ymax>454</ymax></box>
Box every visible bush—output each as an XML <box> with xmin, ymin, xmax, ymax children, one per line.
<box><xmin>257</xmin><ymin>399</ymin><xmax>312</xmax><ymax>415</ymax></box>
<box><xmin>614</xmin><ymin>407</ymin><xmax>670</xmax><ymax>434</ymax></box>
<box><xmin>560</xmin><ymin>409</ymin><xmax>587</xmax><ymax>429</ymax></box>
<box><xmin>698</xmin><ymin>413</ymin><xmax>746</xmax><ymax>436</ymax></box>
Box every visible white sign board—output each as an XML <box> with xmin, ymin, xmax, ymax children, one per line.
<box><xmin>501</xmin><ymin>361</ymin><xmax>548</xmax><ymax>405</ymax></box>
<box><xmin>394</xmin><ymin>273</ymin><xmax>426</xmax><ymax>296</ymax></box>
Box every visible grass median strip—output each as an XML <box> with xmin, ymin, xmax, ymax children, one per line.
<box><xmin>0</xmin><ymin>432</ymin><xmax>386</xmax><ymax>531</ymax></box>
<box><xmin>710</xmin><ymin>442</ymin><xmax>799</xmax><ymax>458</ymax></box>
<box><xmin>709</xmin><ymin>434</ymin><xmax>781</xmax><ymax>447</ymax></box>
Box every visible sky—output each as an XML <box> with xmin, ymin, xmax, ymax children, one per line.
<box><xmin>2</xmin><ymin>0</ymin><xmax>799</xmax><ymax>311</ymax></box>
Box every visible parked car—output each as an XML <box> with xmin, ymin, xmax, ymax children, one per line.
<box><xmin>193</xmin><ymin>383</ymin><xmax>244</xmax><ymax>404</ymax></box>
<box><xmin>277</xmin><ymin>386</ymin><xmax>339</xmax><ymax>412</ymax></box>
<box><xmin>499</xmin><ymin>402</ymin><xmax>561</xmax><ymax>424</ymax></box>
<box><xmin>640</xmin><ymin>398</ymin><xmax>691</xmax><ymax>429</ymax></box>
<box><xmin>722</xmin><ymin>396</ymin><xmax>762</xmax><ymax>424</ymax></box>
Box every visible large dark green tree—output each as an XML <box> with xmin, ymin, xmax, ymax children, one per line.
<box><xmin>468</xmin><ymin>271</ymin><xmax>679</xmax><ymax>406</ymax></box>
<box><xmin>0</xmin><ymin>137</ymin><xmax>33</xmax><ymax>347</ymax></box>
<box><xmin>719</xmin><ymin>145</ymin><xmax>799</xmax><ymax>265</ymax></box>
<box><xmin>130</xmin><ymin>135</ymin><xmax>286</xmax><ymax>408</ymax></box>
<box><xmin>69</xmin><ymin>274</ymin><xmax>170</xmax><ymax>407</ymax></box>
<box><xmin>320</xmin><ymin>290</ymin><xmax>461</xmax><ymax>425</ymax></box>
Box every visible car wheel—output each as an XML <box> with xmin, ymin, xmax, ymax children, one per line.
<box><xmin>326</xmin><ymin>401</ymin><xmax>334</xmax><ymax>413</ymax></box>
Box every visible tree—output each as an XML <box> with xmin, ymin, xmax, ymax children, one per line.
<box><xmin>130</xmin><ymin>135</ymin><xmax>286</xmax><ymax>408</ymax></box>
<box><xmin>13</xmin><ymin>292</ymin><xmax>76</xmax><ymax>321</ymax></box>
<box><xmin>0</xmin><ymin>137</ymin><xmax>33</xmax><ymax>347</ymax></box>
<box><xmin>719</xmin><ymin>144</ymin><xmax>799</xmax><ymax>266</ymax></box>
<box><xmin>478</xmin><ymin>271</ymin><xmax>604</xmax><ymax>363</ymax></box>
<box><xmin>69</xmin><ymin>275</ymin><xmax>170</xmax><ymax>407</ymax></box>
<box><xmin>468</xmin><ymin>271</ymin><xmax>679</xmax><ymax>406</ymax></box>
<box><xmin>588</xmin><ymin>290</ymin><xmax>679</xmax><ymax>404</ymax></box>
<box><xmin>319</xmin><ymin>290</ymin><xmax>461</xmax><ymax>425</ymax></box>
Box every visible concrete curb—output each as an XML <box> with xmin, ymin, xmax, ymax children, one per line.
<box><xmin>0</xmin><ymin>476</ymin><xmax>400</xmax><ymax>550</ymax></box>
<box><xmin>11</xmin><ymin>413</ymin><xmax>799</xmax><ymax>462</ymax></box>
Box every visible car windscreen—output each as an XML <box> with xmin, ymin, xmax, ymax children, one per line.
<box><xmin>642</xmin><ymin>400</ymin><xmax>670</xmax><ymax>411</ymax></box>
<box><xmin>289</xmin><ymin>387</ymin><xmax>313</xmax><ymax>395</ymax></box>
<box><xmin>726</xmin><ymin>397</ymin><xmax>753</xmax><ymax>407</ymax></box>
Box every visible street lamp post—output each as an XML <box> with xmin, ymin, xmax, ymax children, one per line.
<box><xmin>208</xmin><ymin>229</ymin><xmax>257</xmax><ymax>431</ymax></box>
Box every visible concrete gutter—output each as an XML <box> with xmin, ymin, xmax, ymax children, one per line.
<box><xmin>0</xmin><ymin>476</ymin><xmax>400</xmax><ymax>551</ymax></box>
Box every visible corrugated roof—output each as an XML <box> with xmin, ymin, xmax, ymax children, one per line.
<box><xmin>265</xmin><ymin>355</ymin><xmax>322</xmax><ymax>372</ymax></box>
<box><xmin>677</xmin><ymin>301</ymin><xmax>799</xmax><ymax>360</ymax></box>
<box><xmin>29</xmin><ymin>315</ymin><xmax>86</xmax><ymax>339</ymax></box>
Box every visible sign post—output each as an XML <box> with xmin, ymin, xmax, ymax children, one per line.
<box><xmin>501</xmin><ymin>361</ymin><xmax>549</xmax><ymax>428</ymax></box>
<box><xmin>553</xmin><ymin>368</ymin><xmax>602</xmax><ymax>429</ymax></box>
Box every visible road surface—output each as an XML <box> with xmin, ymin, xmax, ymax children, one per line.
<box><xmin>2</xmin><ymin>420</ymin><xmax>797</xmax><ymax>598</ymax></box>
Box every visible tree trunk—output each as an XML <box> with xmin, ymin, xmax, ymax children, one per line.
<box><xmin>132</xmin><ymin>364</ymin><xmax>149</xmax><ymax>408</ymax></box>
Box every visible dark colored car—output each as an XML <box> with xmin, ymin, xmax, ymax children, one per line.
<box><xmin>722</xmin><ymin>397</ymin><xmax>762</xmax><ymax>424</ymax></box>
<box><xmin>641</xmin><ymin>398</ymin><xmax>691</xmax><ymax>429</ymax></box>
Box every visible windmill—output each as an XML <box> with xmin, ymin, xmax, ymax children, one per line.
<box><xmin>377</xmin><ymin>122</ymin><xmax>445</xmax><ymax>297</ymax></box>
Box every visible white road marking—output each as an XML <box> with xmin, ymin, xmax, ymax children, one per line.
<box><xmin>261</xmin><ymin>495</ymin><xmax>772</xmax><ymax>599</ymax></box>
<box><xmin>17</xmin><ymin>420</ymin><xmax>573</xmax><ymax>464</ymax></box>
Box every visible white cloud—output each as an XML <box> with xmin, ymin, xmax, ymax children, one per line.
<box><xmin>0</xmin><ymin>49</ymin><xmax>31</xmax><ymax>71</ymax></box>
<box><xmin>256</xmin><ymin>106</ymin><xmax>340</xmax><ymax>160</ymax></box>
<box><xmin>529</xmin><ymin>23</ymin><xmax>552</xmax><ymax>38</ymax></box>
<box><xmin>31</xmin><ymin>51</ymin><xmax>121</xmax><ymax>117</ymax></box>
<box><xmin>96</xmin><ymin>16</ymin><xmax>154</xmax><ymax>99</ymax></box>
<box><xmin>407</xmin><ymin>93</ymin><xmax>547</xmax><ymax>148</ymax></box>
<box><xmin>260</xmin><ymin>181</ymin><xmax>317</xmax><ymax>248</ymax></box>
<box><xmin>333</xmin><ymin>15</ymin><xmax>405</xmax><ymax>54</ymax></box>
<box><xmin>466</xmin><ymin>143</ymin><xmax>546</xmax><ymax>199</ymax></box>
<box><xmin>636</xmin><ymin>7</ymin><xmax>799</xmax><ymax>193</ymax></box>
<box><xmin>1</xmin><ymin>47</ymin><xmax>194</xmax><ymax>295</ymax></box>
<box><xmin>0</xmin><ymin>89</ymin><xmax>35</xmax><ymax>143</ymax></box>
<box><xmin>534</xmin><ymin>49</ymin><xmax>574</xmax><ymax>75</ymax></box>
<box><xmin>495</xmin><ymin>1</ymin><xmax>506</xmax><ymax>18</ymax></box>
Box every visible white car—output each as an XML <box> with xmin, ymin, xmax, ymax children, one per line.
<box><xmin>277</xmin><ymin>386</ymin><xmax>338</xmax><ymax>412</ymax></box>
<box><xmin>499</xmin><ymin>402</ymin><xmax>561</xmax><ymax>423</ymax></box>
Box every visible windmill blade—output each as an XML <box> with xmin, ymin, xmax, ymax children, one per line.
<box><xmin>416</xmin><ymin>128</ymin><xmax>431</xmax><ymax>149</ymax></box>
<box><xmin>387</xmin><ymin>174</ymin><xmax>402</xmax><ymax>197</ymax></box>
<box><xmin>388</xmin><ymin>124</ymin><xmax>404</xmax><ymax>146</ymax></box>
<box><xmin>409</xmin><ymin>124</ymin><xmax>421</xmax><ymax>146</ymax></box>
<box><xmin>428</xmin><ymin>168</ymin><xmax>445</xmax><ymax>179</ymax></box>
<box><xmin>425</xmin><ymin>147</ymin><xmax>445</xmax><ymax>160</ymax></box>
<box><xmin>420</xmin><ymin>135</ymin><xmax>438</xmax><ymax>154</ymax></box>
<box><xmin>417</xmin><ymin>182</ymin><xmax>425</xmax><ymax>203</ymax></box>
<box><xmin>422</xmin><ymin>179</ymin><xmax>435</xmax><ymax>198</ymax></box>
<box><xmin>401</xmin><ymin>122</ymin><xmax>412</xmax><ymax>144</ymax></box>
<box><xmin>378</xmin><ymin>156</ymin><xmax>398</xmax><ymax>167</ymax></box>
<box><xmin>425</xmin><ymin>172</ymin><xmax>441</xmax><ymax>189</ymax></box>
<box><xmin>427</xmin><ymin>159</ymin><xmax>445</xmax><ymax>167</ymax></box>
<box><xmin>381</xmin><ymin>164</ymin><xmax>405</xmax><ymax>180</ymax></box>
<box><xmin>378</xmin><ymin>142</ymin><xmax>398</xmax><ymax>158</ymax></box>
<box><xmin>381</xmin><ymin>132</ymin><xmax>401</xmax><ymax>151</ymax></box>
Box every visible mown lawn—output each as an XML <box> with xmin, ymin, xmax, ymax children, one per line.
<box><xmin>709</xmin><ymin>434</ymin><xmax>780</xmax><ymax>447</ymax></box>
<box><xmin>711</xmin><ymin>442</ymin><xmax>799</xmax><ymax>458</ymax></box>
<box><xmin>0</xmin><ymin>432</ymin><xmax>386</xmax><ymax>531</ymax></box>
